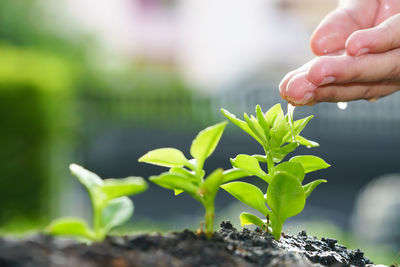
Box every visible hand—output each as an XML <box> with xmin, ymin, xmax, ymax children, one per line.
<box><xmin>279</xmin><ymin>0</ymin><xmax>400</xmax><ymax>105</ymax></box>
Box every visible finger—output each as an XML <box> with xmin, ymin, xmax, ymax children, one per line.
<box><xmin>346</xmin><ymin>14</ymin><xmax>400</xmax><ymax>56</ymax></box>
<box><xmin>313</xmin><ymin>80</ymin><xmax>400</xmax><ymax>103</ymax></box>
<box><xmin>284</xmin><ymin>72</ymin><xmax>317</xmax><ymax>106</ymax></box>
<box><xmin>307</xmin><ymin>48</ymin><xmax>400</xmax><ymax>86</ymax></box>
<box><xmin>374</xmin><ymin>0</ymin><xmax>400</xmax><ymax>25</ymax></box>
<box><xmin>310</xmin><ymin>0</ymin><xmax>378</xmax><ymax>56</ymax></box>
<box><xmin>279</xmin><ymin>61</ymin><xmax>314</xmax><ymax>100</ymax></box>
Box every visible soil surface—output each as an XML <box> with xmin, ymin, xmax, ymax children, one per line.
<box><xmin>0</xmin><ymin>221</ymin><xmax>376</xmax><ymax>267</ymax></box>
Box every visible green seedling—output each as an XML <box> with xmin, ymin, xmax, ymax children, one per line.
<box><xmin>221</xmin><ymin>104</ymin><xmax>330</xmax><ymax>239</ymax></box>
<box><xmin>139</xmin><ymin>122</ymin><xmax>232</xmax><ymax>238</ymax></box>
<box><xmin>47</xmin><ymin>164</ymin><xmax>148</xmax><ymax>242</ymax></box>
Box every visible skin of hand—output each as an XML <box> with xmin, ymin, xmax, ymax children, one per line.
<box><xmin>279</xmin><ymin>0</ymin><xmax>400</xmax><ymax>106</ymax></box>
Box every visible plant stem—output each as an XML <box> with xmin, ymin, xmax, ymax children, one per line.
<box><xmin>204</xmin><ymin>203</ymin><xmax>215</xmax><ymax>238</ymax></box>
<box><xmin>266</xmin><ymin>154</ymin><xmax>274</xmax><ymax>174</ymax></box>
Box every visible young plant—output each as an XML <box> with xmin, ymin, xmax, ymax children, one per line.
<box><xmin>139</xmin><ymin>122</ymin><xmax>229</xmax><ymax>238</ymax></box>
<box><xmin>220</xmin><ymin>104</ymin><xmax>330</xmax><ymax>240</ymax></box>
<box><xmin>47</xmin><ymin>164</ymin><xmax>148</xmax><ymax>241</ymax></box>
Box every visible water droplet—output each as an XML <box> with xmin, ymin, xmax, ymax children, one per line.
<box><xmin>337</xmin><ymin>102</ymin><xmax>348</xmax><ymax>110</ymax></box>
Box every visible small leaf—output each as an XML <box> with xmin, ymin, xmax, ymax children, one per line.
<box><xmin>69</xmin><ymin>164</ymin><xmax>103</xmax><ymax>192</ymax></box>
<box><xmin>289</xmin><ymin>155</ymin><xmax>330</xmax><ymax>173</ymax></box>
<box><xmin>149</xmin><ymin>173</ymin><xmax>198</xmax><ymax>196</ymax></box>
<box><xmin>169</xmin><ymin>167</ymin><xmax>197</xmax><ymax>180</ymax></box>
<box><xmin>270</xmin><ymin>114</ymin><xmax>290</xmax><ymax>147</ymax></box>
<box><xmin>303</xmin><ymin>179</ymin><xmax>327</xmax><ymax>198</ymax></box>
<box><xmin>222</xmin><ymin>168</ymin><xmax>249</xmax><ymax>183</ymax></box>
<box><xmin>265</xmin><ymin>104</ymin><xmax>284</xmax><ymax>127</ymax></box>
<box><xmin>101</xmin><ymin>197</ymin><xmax>133</xmax><ymax>232</ymax></box>
<box><xmin>244</xmin><ymin>113</ymin><xmax>267</xmax><ymax>145</ymax></box>
<box><xmin>255</xmin><ymin>105</ymin><xmax>270</xmax><ymax>140</ymax></box>
<box><xmin>139</xmin><ymin>148</ymin><xmax>188</xmax><ymax>168</ymax></box>
<box><xmin>293</xmin><ymin>115</ymin><xmax>313</xmax><ymax>136</ymax></box>
<box><xmin>266</xmin><ymin>171</ymin><xmax>306</xmax><ymax>239</ymax></box>
<box><xmin>200</xmin><ymin>168</ymin><xmax>224</xmax><ymax>199</ymax></box>
<box><xmin>231</xmin><ymin>154</ymin><xmax>270</xmax><ymax>183</ymax></box>
<box><xmin>221</xmin><ymin>108</ymin><xmax>264</xmax><ymax>145</ymax></box>
<box><xmin>296</xmin><ymin>135</ymin><xmax>319</xmax><ymax>148</ymax></box>
<box><xmin>240</xmin><ymin>212</ymin><xmax>266</xmax><ymax>229</ymax></box>
<box><xmin>270</xmin><ymin>142</ymin><xmax>298</xmax><ymax>163</ymax></box>
<box><xmin>46</xmin><ymin>217</ymin><xmax>96</xmax><ymax>240</ymax></box>
<box><xmin>273</xmin><ymin>162</ymin><xmax>305</xmax><ymax>182</ymax></box>
<box><xmin>101</xmin><ymin>177</ymin><xmax>148</xmax><ymax>200</ymax></box>
<box><xmin>174</xmin><ymin>189</ymin><xmax>184</xmax><ymax>195</ymax></box>
<box><xmin>190</xmin><ymin>121</ymin><xmax>227</xmax><ymax>167</ymax></box>
<box><xmin>221</xmin><ymin>182</ymin><xmax>270</xmax><ymax>216</ymax></box>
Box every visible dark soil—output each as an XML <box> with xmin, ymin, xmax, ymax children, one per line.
<box><xmin>0</xmin><ymin>221</ymin><xmax>375</xmax><ymax>267</ymax></box>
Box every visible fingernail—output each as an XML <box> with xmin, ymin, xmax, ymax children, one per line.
<box><xmin>319</xmin><ymin>76</ymin><xmax>336</xmax><ymax>86</ymax></box>
<box><xmin>295</xmin><ymin>92</ymin><xmax>314</xmax><ymax>105</ymax></box>
<box><xmin>355</xmin><ymin>48</ymin><xmax>369</xmax><ymax>57</ymax></box>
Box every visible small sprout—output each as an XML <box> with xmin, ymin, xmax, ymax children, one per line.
<box><xmin>221</xmin><ymin>104</ymin><xmax>330</xmax><ymax>239</ymax></box>
<box><xmin>139</xmin><ymin>122</ymin><xmax>232</xmax><ymax>238</ymax></box>
<box><xmin>46</xmin><ymin>164</ymin><xmax>148</xmax><ymax>242</ymax></box>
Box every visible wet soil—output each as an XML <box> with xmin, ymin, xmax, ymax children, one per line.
<box><xmin>0</xmin><ymin>221</ymin><xmax>375</xmax><ymax>267</ymax></box>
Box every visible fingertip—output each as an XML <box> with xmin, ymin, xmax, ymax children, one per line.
<box><xmin>285</xmin><ymin>72</ymin><xmax>317</xmax><ymax>105</ymax></box>
<box><xmin>307</xmin><ymin>58</ymin><xmax>331</xmax><ymax>86</ymax></box>
<box><xmin>345</xmin><ymin>30</ymin><xmax>369</xmax><ymax>56</ymax></box>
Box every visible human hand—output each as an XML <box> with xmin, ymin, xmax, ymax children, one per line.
<box><xmin>279</xmin><ymin>0</ymin><xmax>400</xmax><ymax>105</ymax></box>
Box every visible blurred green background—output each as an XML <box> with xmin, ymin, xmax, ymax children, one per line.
<box><xmin>0</xmin><ymin>0</ymin><xmax>399</xmax><ymax>265</ymax></box>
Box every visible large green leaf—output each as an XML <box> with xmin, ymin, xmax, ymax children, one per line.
<box><xmin>289</xmin><ymin>155</ymin><xmax>330</xmax><ymax>173</ymax></box>
<box><xmin>46</xmin><ymin>217</ymin><xmax>96</xmax><ymax>240</ymax></box>
<box><xmin>190</xmin><ymin>121</ymin><xmax>227</xmax><ymax>166</ymax></box>
<box><xmin>149</xmin><ymin>173</ymin><xmax>198</xmax><ymax>196</ymax></box>
<box><xmin>221</xmin><ymin>108</ymin><xmax>263</xmax><ymax>145</ymax></box>
<box><xmin>138</xmin><ymin>148</ymin><xmax>188</xmax><ymax>168</ymax></box>
<box><xmin>221</xmin><ymin>168</ymin><xmax>249</xmax><ymax>183</ymax></box>
<box><xmin>240</xmin><ymin>212</ymin><xmax>266</xmax><ymax>229</ymax></box>
<box><xmin>303</xmin><ymin>179</ymin><xmax>327</xmax><ymax>198</ymax></box>
<box><xmin>101</xmin><ymin>197</ymin><xmax>133</xmax><ymax>232</ymax></box>
<box><xmin>69</xmin><ymin>164</ymin><xmax>103</xmax><ymax>192</ymax></box>
<box><xmin>101</xmin><ymin>177</ymin><xmax>148</xmax><ymax>200</ymax></box>
<box><xmin>200</xmin><ymin>168</ymin><xmax>224</xmax><ymax>199</ymax></box>
<box><xmin>266</xmin><ymin>171</ymin><xmax>306</xmax><ymax>239</ymax></box>
<box><xmin>273</xmin><ymin>162</ymin><xmax>305</xmax><ymax>182</ymax></box>
<box><xmin>221</xmin><ymin>182</ymin><xmax>269</xmax><ymax>216</ymax></box>
<box><xmin>230</xmin><ymin>154</ymin><xmax>270</xmax><ymax>183</ymax></box>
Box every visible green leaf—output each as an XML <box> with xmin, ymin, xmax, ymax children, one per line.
<box><xmin>101</xmin><ymin>197</ymin><xmax>133</xmax><ymax>232</ymax></box>
<box><xmin>270</xmin><ymin>142</ymin><xmax>298</xmax><ymax>163</ymax></box>
<box><xmin>273</xmin><ymin>162</ymin><xmax>305</xmax><ymax>182</ymax></box>
<box><xmin>200</xmin><ymin>168</ymin><xmax>224</xmax><ymax>199</ymax></box>
<box><xmin>266</xmin><ymin>171</ymin><xmax>306</xmax><ymax>239</ymax></box>
<box><xmin>265</xmin><ymin>104</ymin><xmax>284</xmax><ymax>128</ymax></box>
<box><xmin>293</xmin><ymin>115</ymin><xmax>313</xmax><ymax>136</ymax></box>
<box><xmin>221</xmin><ymin>108</ymin><xmax>264</xmax><ymax>145</ymax></box>
<box><xmin>230</xmin><ymin>154</ymin><xmax>270</xmax><ymax>183</ymax></box>
<box><xmin>221</xmin><ymin>182</ymin><xmax>270</xmax><ymax>216</ymax></box>
<box><xmin>296</xmin><ymin>135</ymin><xmax>319</xmax><ymax>148</ymax></box>
<box><xmin>270</xmin><ymin>114</ymin><xmax>290</xmax><ymax>147</ymax></box>
<box><xmin>149</xmin><ymin>173</ymin><xmax>198</xmax><ymax>197</ymax></box>
<box><xmin>169</xmin><ymin>167</ymin><xmax>197</xmax><ymax>181</ymax></box>
<box><xmin>240</xmin><ymin>212</ymin><xmax>266</xmax><ymax>229</ymax></box>
<box><xmin>101</xmin><ymin>177</ymin><xmax>148</xmax><ymax>200</ymax></box>
<box><xmin>190</xmin><ymin>121</ymin><xmax>227</xmax><ymax>167</ymax></box>
<box><xmin>46</xmin><ymin>217</ymin><xmax>96</xmax><ymax>240</ymax></box>
<box><xmin>303</xmin><ymin>179</ymin><xmax>327</xmax><ymax>198</ymax></box>
<box><xmin>69</xmin><ymin>164</ymin><xmax>103</xmax><ymax>192</ymax></box>
<box><xmin>256</xmin><ymin>105</ymin><xmax>270</xmax><ymax>140</ymax></box>
<box><xmin>244</xmin><ymin>113</ymin><xmax>267</xmax><ymax>144</ymax></box>
<box><xmin>289</xmin><ymin>155</ymin><xmax>330</xmax><ymax>173</ymax></box>
<box><xmin>174</xmin><ymin>189</ymin><xmax>184</xmax><ymax>195</ymax></box>
<box><xmin>138</xmin><ymin>148</ymin><xmax>188</xmax><ymax>168</ymax></box>
<box><xmin>222</xmin><ymin>168</ymin><xmax>249</xmax><ymax>183</ymax></box>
